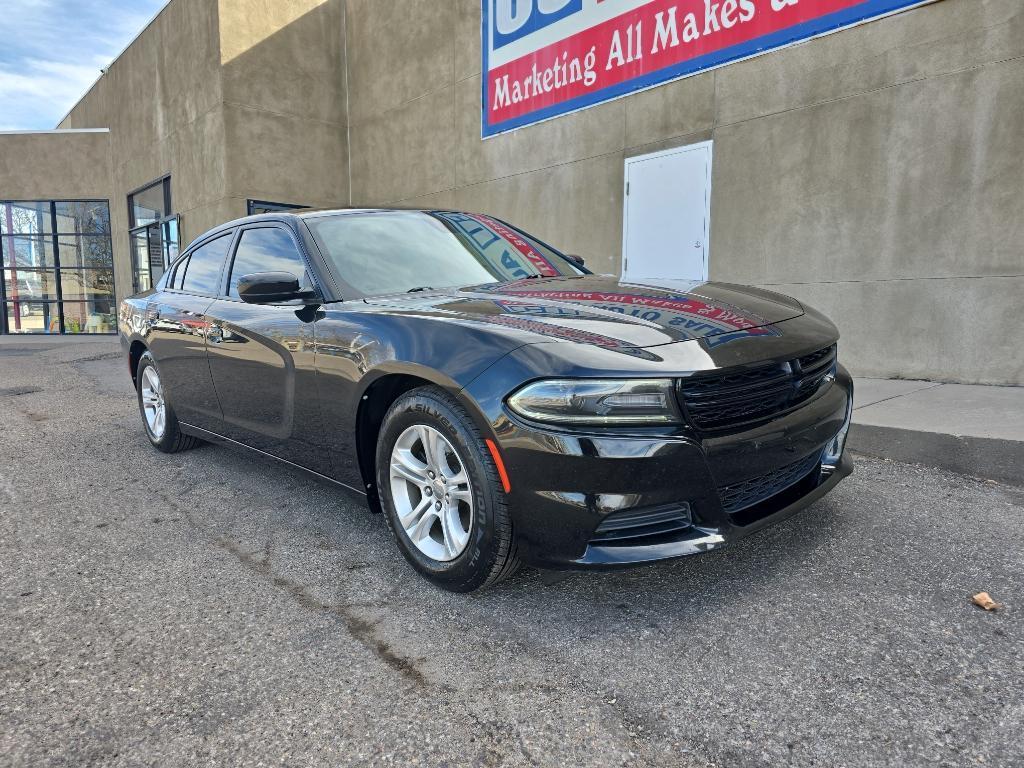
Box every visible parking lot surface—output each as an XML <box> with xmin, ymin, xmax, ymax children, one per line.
<box><xmin>1</xmin><ymin>339</ymin><xmax>1022</xmax><ymax>767</ymax></box>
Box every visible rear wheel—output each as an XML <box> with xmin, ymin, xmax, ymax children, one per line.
<box><xmin>376</xmin><ymin>386</ymin><xmax>519</xmax><ymax>592</ymax></box>
<box><xmin>136</xmin><ymin>352</ymin><xmax>200</xmax><ymax>453</ymax></box>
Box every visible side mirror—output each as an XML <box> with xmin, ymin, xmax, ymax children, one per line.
<box><xmin>237</xmin><ymin>272</ymin><xmax>314</xmax><ymax>304</ymax></box>
<box><xmin>564</xmin><ymin>253</ymin><xmax>585</xmax><ymax>267</ymax></box>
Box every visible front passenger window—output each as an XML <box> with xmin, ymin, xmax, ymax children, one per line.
<box><xmin>227</xmin><ymin>227</ymin><xmax>311</xmax><ymax>300</ymax></box>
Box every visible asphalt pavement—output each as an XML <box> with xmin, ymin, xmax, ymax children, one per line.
<box><xmin>1</xmin><ymin>338</ymin><xmax>1022</xmax><ymax>767</ymax></box>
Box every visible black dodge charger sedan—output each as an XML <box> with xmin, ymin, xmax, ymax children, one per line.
<box><xmin>119</xmin><ymin>208</ymin><xmax>853</xmax><ymax>592</ymax></box>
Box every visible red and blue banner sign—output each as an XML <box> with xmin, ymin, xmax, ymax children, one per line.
<box><xmin>482</xmin><ymin>0</ymin><xmax>934</xmax><ymax>137</ymax></box>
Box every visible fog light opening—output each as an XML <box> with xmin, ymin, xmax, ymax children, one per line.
<box><xmin>823</xmin><ymin>393</ymin><xmax>853</xmax><ymax>469</ymax></box>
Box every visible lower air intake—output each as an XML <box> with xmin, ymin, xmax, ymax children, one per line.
<box><xmin>590</xmin><ymin>503</ymin><xmax>692</xmax><ymax>546</ymax></box>
<box><xmin>717</xmin><ymin>452</ymin><xmax>822</xmax><ymax>516</ymax></box>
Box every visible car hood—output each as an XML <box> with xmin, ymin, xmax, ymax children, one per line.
<box><xmin>363</xmin><ymin>275</ymin><xmax>803</xmax><ymax>350</ymax></box>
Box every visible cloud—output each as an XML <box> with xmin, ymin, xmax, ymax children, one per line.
<box><xmin>0</xmin><ymin>59</ymin><xmax>108</xmax><ymax>130</ymax></box>
<box><xmin>0</xmin><ymin>0</ymin><xmax>166</xmax><ymax>130</ymax></box>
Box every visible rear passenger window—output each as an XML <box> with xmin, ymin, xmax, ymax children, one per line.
<box><xmin>168</xmin><ymin>256</ymin><xmax>189</xmax><ymax>289</ymax></box>
<box><xmin>179</xmin><ymin>234</ymin><xmax>232</xmax><ymax>295</ymax></box>
<box><xmin>227</xmin><ymin>227</ymin><xmax>311</xmax><ymax>300</ymax></box>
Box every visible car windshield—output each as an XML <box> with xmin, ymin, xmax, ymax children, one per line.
<box><xmin>305</xmin><ymin>210</ymin><xmax>583</xmax><ymax>296</ymax></box>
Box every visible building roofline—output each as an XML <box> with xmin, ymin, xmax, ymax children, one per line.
<box><xmin>55</xmin><ymin>0</ymin><xmax>174</xmax><ymax>127</ymax></box>
<box><xmin>0</xmin><ymin>128</ymin><xmax>110</xmax><ymax>135</ymax></box>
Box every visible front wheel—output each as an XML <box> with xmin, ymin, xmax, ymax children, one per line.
<box><xmin>376</xmin><ymin>386</ymin><xmax>520</xmax><ymax>592</ymax></box>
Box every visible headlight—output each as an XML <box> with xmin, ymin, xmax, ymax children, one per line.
<box><xmin>506</xmin><ymin>379</ymin><xmax>682</xmax><ymax>425</ymax></box>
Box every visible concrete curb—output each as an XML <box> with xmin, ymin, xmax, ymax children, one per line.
<box><xmin>848</xmin><ymin>423</ymin><xmax>1023</xmax><ymax>487</ymax></box>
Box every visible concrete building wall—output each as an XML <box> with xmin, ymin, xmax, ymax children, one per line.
<box><xmin>0</xmin><ymin>130</ymin><xmax>112</xmax><ymax>201</ymax></box>
<box><xmin>343</xmin><ymin>0</ymin><xmax>1024</xmax><ymax>385</ymax></box>
<box><xmin>708</xmin><ymin>0</ymin><xmax>1024</xmax><ymax>386</ymax></box>
<box><xmin>218</xmin><ymin>0</ymin><xmax>349</xmax><ymax>213</ymax></box>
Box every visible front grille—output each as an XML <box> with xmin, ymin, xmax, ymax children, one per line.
<box><xmin>717</xmin><ymin>451</ymin><xmax>822</xmax><ymax>516</ymax></box>
<box><xmin>590</xmin><ymin>503</ymin><xmax>692</xmax><ymax>546</ymax></box>
<box><xmin>677</xmin><ymin>344</ymin><xmax>836</xmax><ymax>431</ymax></box>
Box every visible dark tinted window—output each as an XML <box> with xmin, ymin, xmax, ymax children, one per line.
<box><xmin>306</xmin><ymin>211</ymin><xmax>582</xmax><ymax>296</ymax></box>
<box><xmin>168</xmin><ymin>256</ymin><xmax>188</xmax><ymax>289</ymax></box>
<box><xmin>179</xmin><ymin>234</ymin><xmax>231</xmax><ymax>295</ymax></box>
<box><xmin>227</xmin><ymin>227</ymin><xmax>310</xmax><ymax>299</ymax></box>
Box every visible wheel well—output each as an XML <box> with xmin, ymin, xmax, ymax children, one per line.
<box><xmin>128</xmin><ymin>341</ymin><xmax>147</xmax><ymax>384</ymax></box>
<box><xmin>356</xmin><ymin>374</ymin><xmax>434</xmax><ymax>511</ymax></box>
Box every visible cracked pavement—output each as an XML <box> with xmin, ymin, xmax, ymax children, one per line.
<box><xmin>1</xmin><ymin>338</ymin><xmax>1022</xmax><ymax>767</ymax></box>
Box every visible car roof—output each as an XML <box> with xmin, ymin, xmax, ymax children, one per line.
<box><xmin>200</xmin><ymin>206</ymin><xmax>441</xmax><ymax>237</ymax></box>
<box><xmin>295</xmin><ymin>206</ymin><xmax>439</xmax><ymax>219</ymax></box>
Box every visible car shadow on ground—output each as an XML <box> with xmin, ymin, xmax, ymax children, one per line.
<box><xmin>173</xmin><ymin>428</ymin><xmax>847</xmax><ymax>623</ymax></box>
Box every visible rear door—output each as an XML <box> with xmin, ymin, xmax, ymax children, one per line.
<box><xmin>204</xmin><ymin>224</ymin><xmax>328</xmax><ymax>473</ymax></box>
<box><xmin>146</xmin><ymin>232</ymin><xmax>234</xmax><ymax>432</ymax></box>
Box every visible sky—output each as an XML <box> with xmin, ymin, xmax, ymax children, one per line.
<box><xmin>0</xmin><ymin>0</ymin><xmax>167</xmax><ymax>131</ymax></box>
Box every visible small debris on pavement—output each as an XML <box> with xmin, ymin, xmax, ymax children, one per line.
<box><xmin>971</xmin><ymin>592</ymin><xmax>1000</xmax><ymax>611</ymax></box>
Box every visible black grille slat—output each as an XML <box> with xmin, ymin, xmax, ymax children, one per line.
<box><xmin>590</xmin><ymin>504</ymin><xmax>692</xmax><ymax>546</ymax></box>
<box><xmin>800</xmin><ymin>354</ymin><xmax>835</xmax><ymax>376</ymax></box>
<box><xmin>678</xmin><ymin>345</ymin><xmax>836</xmax><ymax>431</ymax></box>
<box><xmin>684</xmin><ymin>397</ymin><xmax>791</xmax><ymax>427</ymax></box>
<box><xmin>798</xmin><ymin>346</ymin><xmax>836</xmax><ymax>373</ymax></box>
<box><xmin>595</xmin><ymin>508</ymin><xmax>685</xmax><ymax>531</ymax></box>
<box><xmin>718</xmin><ymin>452</ymin><xmax>822</xmax><ymax>515</ymax></box>
<box><xmin>680</xmin><ymin>365</ymin><xmax>788</xmax><ymax>396</ymax></box>
<box><xmin>591</xmin><ymin>521</ymin><xmax>692</xmax><ymax>544</ymax></box>
<box><xmin>684</xmin><ymin>386</ymin><xmax>794</xmax><ymax>414</ymax></box>
<box><xmin>682</xmin><ymin>376</ymin><xmax>794</xmax><ymax>403</ymax></box>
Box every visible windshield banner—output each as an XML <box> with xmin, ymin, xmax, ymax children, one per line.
<box><xmin>483</xmin><ymin>0</ymin><xmax>933</xmax><ymax>137</ymax></box>
<box><xmin>435</xmin><ymin>211</ymin><xmax>563</xmax><ymax>278</ymax></box>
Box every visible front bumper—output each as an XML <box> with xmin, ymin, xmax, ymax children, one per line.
<box><xmin>573</xmin><ymin>452</ymin><xmax>852</xmax><ymax>567</ymax></box>
<box><xmin>466</xmin><ymin>363</ymin><xmax>855</xmax><ymax>570</ymax></box>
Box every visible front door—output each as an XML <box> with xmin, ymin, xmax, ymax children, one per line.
<box><xmin>622</xmin><ymin>141</ymin><xmax>712</xmax><ymax>282</ymax></box>
<box><xmin>204</xmin><ymin>224</ymin><xmax>328</xmax><ymax>474</ymax></box>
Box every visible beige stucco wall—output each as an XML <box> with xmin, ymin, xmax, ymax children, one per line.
<box><xmin>343</xmin><ymin>0</ymin><xmax>1024</xmax><ymax>385</ymax></box>
<box><xmin>0</xmin><ymin>130</ymin><xmax>112</xmax><ymax>201</ymax></box>
<box><xmin>218</xmin><ymin>0</ymin><xmax>350</xmax><ymax>212</ymax></box>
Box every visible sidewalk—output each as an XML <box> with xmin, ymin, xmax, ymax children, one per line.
<box><xmin>850</xmin><ymin>378</ymin><xmax>1024</xmax><ymax>486</ymax></box>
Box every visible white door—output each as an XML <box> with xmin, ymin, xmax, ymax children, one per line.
<box><xmin>622</xmin><ymin>142</ymin><xmax>712</xmax><ymax>282</ymax></box>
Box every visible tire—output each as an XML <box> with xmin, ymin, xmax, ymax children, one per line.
<box><xmin>135</xmin><ymin>351</ymin><xmax>201</xmax><ymax>454</ymax></box>
<box><xmin>376</xmin><ymin>386</ymin><xmax>520</xmax><ymax>592</ymax></box>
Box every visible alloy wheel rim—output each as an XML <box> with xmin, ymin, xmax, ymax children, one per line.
<box><xmin>389</xmin><ymin>424</ymin><xmax>474</xmax><ymax>562</ymax></box>
<box><xmin>140</xmin><ymin>366</ymin><xmax>167</xmax><ymax>439</ymax></box>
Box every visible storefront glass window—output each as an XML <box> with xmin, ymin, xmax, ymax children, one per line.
<box><xmin>128</xmin><ymin>177</ymin><xmax>179</xmax><ymax>292</ymax></box>
<box><xmin>0</xmin><ymin>200</ymin><xmax>116</xmax><ymax>335</ymax></box>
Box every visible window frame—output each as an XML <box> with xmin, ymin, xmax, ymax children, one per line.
<box><xmin>127</xmin><ymin>176</ymin><xmax>179</xmax><ymax>293</ymax></box>
<box><xmin>127</xmin><ymin>175</ymin><xmax>172</xmax><ymax>230</ymax></box>
<box><xmin>163</xmin><ymin>229</ymin><xmax>237</xmax><ymax>299</ymax></box>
